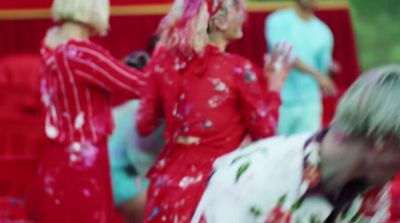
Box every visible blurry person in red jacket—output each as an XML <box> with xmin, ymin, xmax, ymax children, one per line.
<box><xmin>137</xmin><ymin>0</ymin><xmax>294</xmax><ymax>222</ymax></box>
<box><xmin>35</xmin><ymin>0</ymin><xmax>146</xmax><ymax>222</ymax></box>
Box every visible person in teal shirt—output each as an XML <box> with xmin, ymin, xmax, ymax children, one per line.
<box><xmin>266</xmin><ymin>0</ymin><xmax>338</xmax><ymax>135</ymax></box>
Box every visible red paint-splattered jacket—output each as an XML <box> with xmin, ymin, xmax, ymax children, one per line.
<box><xmin>137</xmin><ymin>45</ymin><xmax>280</xmax><ymax>152</ymax></box>
<box><xmin>40</xmin><ymin>39</ymin><xmax>146</xmax><ymax>143</ymax></box>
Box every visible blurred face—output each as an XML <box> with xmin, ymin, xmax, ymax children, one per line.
<box><xmin>216</xmin><ymin>0</ymin><xmax>246</xmax><ymax>41</ymax></box>
<box><xmin>296</xmin><ymin>0</ymin><xmax>318</xmax><ymax>11</ymax></box>
<box><xmin>364</xmin><ymin>136</ymin><xmax>400</xmax><ymax>187</ymax></box>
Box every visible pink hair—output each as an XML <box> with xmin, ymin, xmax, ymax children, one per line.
<box><xmin>173</xmin><ymin>0</ymin><xmax>210</xmax><ymax>54</ymax></box>
<box><xmin>161</xmin><ymin>0</ymin><xmax>246</xmax><ymax>54</ymax></box>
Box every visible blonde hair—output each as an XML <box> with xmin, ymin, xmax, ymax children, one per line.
<box><xmin>156</xmin><ymin>0</ymin><xmax>184</xmax><ymax>45</ymax></box>
<box><xmin>333</xmin><ymin>65</ymin><xmax>400</xmax><ymax>139</ymax></box>
<box><xmin>178</xmin><ymin>2</ymin><xmax>210</xmax><ymax>54</ymax></box>
<box><xmin>51</xmin><ymin>0</ymin><xmax>110</xmax><ymax>35</ymax></box>
<box><xmin>169</xmin><ymin>1</ymin><xmax>209</xmax><ymax>54</ymax></box>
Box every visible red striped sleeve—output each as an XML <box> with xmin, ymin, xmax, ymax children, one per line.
<box><xmin>62</xmin><ymin>40</ymin><xmax>146</xmax><ymax>98</ymax></box>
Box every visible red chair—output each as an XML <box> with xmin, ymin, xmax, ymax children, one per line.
<box><xmin>0</xmin><ymin>53</ymin><xmax>42</xmax><ymax>115</ymax></box>
<box><xmin>0</xmin><ymin>53</ymin><xmax>44</xmax><ymax>221</ymax></box>
<box><xmin>0</xmin><ymin>196</ymin><xmax>28</xmax><ymax>221</ymax></box>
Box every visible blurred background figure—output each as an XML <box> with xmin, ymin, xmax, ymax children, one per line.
<box><xmin>265</xmin><ymin>0</ymin><xmax>338</xmax><ymax>136</ymax></box>
<box><xmin>108</xmin><ymin>50</ymin><xmax>164</xmax><ymax>223</ymax></box>
<box><xmin>35</xmin><ymin>0</ymin><xmax>146</xmax><ymax>222</ymax></box>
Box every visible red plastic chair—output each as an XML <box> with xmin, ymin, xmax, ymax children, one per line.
<box><xmin>0</xmin><ymin>53</ymin><xmax>44</xmax><ymax>221</ymax></box>
<box><xmin>0</xmin><ymin>53</ymin><xmax>42</xmax><ymax>115</ymax></box>
<box><xmin>0</xmin><ymin>196</ymin><xmax>28</xmax><ymax>221</ymax></box>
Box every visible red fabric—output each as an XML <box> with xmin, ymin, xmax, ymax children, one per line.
<box><xmin>36</xmin><ymin>37</ymin><xmax>146</xmax><ymax>222</ymax></box>
<box><xmin>110</xmin><ymin>0</ymin><xmax>173</xmax><ymax>5</ymax></box>
<box><xmin>206</xmin><ymin>0</ymin><xmax>223</xmax><ymax>17</ymax></box>
<box><xmin>0</xmin><ymin>15</ymin><xmax>164</xmax><ymax>60</ymax></box>
<box><xmin>0</xmin><ymin>0</ymin><xmax>173</xmax><ymax>9</ymax></box>
<box><xmin>144</xmin><ymin>145</ymin><xmax>225</xmax><ymax>223</ymax></box>
<box><xmin>137</xmin><ymin>45</ymin><xmax>280</xmax><ymax>146</ymax></box>
<box><xmin>0</xmin><ymin>54</ymin><xmax>45</xmax><ymax>221</ymax></box>
<box><xmin>389</xmin><ymin>175</ymin><xmax>400</xmax><ymax>221</ymax></box>
<box><xmin>0</xmin><ymin>1</ymin><xmax>52</xmax><ymax>9</ymax></box>
<box><xmin>358</xmin><ymin>188</ymin><xmax>382</xmax><ymax>218</ymax></box>
<box><xmin>0</xmin><ymin>197</ymin><xmax>29</xmax><ymax>221</ymax></box>
<box><xmin>0</xmin><ymin>54</ymin><xmax>42</xmax><ymax>115</ymax></box>
<box><xmin>0</xmin><ymin>135</ymin><xmax>42</xmax><ymax>217</ymax></box>
<box><xmin>40</xmin><ymin>38</ymin><xmax>146</xmax><ymax>143</ymax></box>
<box><xmin>0</xmin><ymin>117</ymin><xmax>42</xmax><ymax>196</ymax></box>
<box><xmin>34</xmin><ymin>139</ymin><xmax>114</xmax><ymax>223</ymax></box>
<box><xmin>0</xmin><ymin>54</ymin><xmax>41</xmax><ymax>90</ymax></box>
<box><xmin>140</xmin><ymin>45</ymin><xmax>280</xmax><ymax>222</ymax></box>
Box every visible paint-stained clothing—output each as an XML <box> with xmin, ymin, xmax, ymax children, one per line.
<box><xmin>36</xmin><ymin>36</ymin><xmax>146</xmax><ymax>223</ymax></box>
<box><xmin>138</xmin><ymin>45</ymin><xmax>281</xmax><ymax>223</ymax></box>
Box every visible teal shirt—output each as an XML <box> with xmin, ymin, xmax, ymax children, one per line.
<box><xmin>266</xmin><ymin>8</ymin><xmax>333</xmax><ymax>104</ymax></box>
<box><xmin>108</xmin><ymin>100</ymin><xmax>164</xmax><ymax>176</ymax></box>
<box><xmin>108</xmin><ymin>100</ymin><xmax>164</xmax><ymax>205</ymax></box>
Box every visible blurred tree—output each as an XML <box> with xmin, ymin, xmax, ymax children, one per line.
<box><xmin>349</xmin><ymin>0</ymin><xmax>400</xmax><ymax>69</ymax></box>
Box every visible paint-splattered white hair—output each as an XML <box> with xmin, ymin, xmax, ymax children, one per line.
<box><xmin>333</xmin><ymin>65</ymin><xmax>400</xmax><ymax>139</ymax></box>
<box><xmin>167</xmin><ymin>0</ymin><xmax>245</xmax><ymax>54</ymax></box>
<box><xmin>156</xmin><ymin>0</ymin><xmax>184</xmax><ymax>42</ymax></box>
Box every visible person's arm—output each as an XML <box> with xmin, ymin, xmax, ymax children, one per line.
<box><xmin>135</xmin><ymin>52</ymin><xmax>165</xmax><ymax>137</ymax></box>
<box><xmin>295</xmin><ymin>58</ymin><xmax>337</xmax><ymax>96</ymax></box>
<box><xmin>317</xmin><ymin>28</ymin><xmax>334</xmax><ymax>74</ymax></box>
<box><xmin>136</xmin><ymin>72</ymin><xmax>163</xmax><ymax>136</ymax></box>
<box><xmin>235</xmin><ymin>42</ymin><xmax>295</xmax><ymax>140</ymax></box>
<box><xmin>62</xmin><ymin>41</ymin><xmax>147</xmax><ymax>98</ymax></box>
<box><xmin>235</xmin><ymin>60</ymin><xmax>281</xmax><ymax>140</ymax></box>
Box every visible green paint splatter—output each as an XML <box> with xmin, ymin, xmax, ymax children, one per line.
<box><xmin>235</xmin><ymin>162</ymin><xmax>250</xmax><ymax>182</ymax></box>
